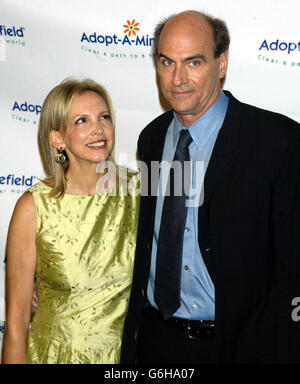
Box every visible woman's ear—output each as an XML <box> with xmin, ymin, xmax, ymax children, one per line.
<box><xmin>50</xmin><ymin>130</ymin><xmax>66</xmax><ymax>150</ymax></box>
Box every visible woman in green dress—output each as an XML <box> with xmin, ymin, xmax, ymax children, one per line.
<box><xmin>2</xmin><ymin>78</ymin><xmax>140</xmax><ymax>364</ymax></box>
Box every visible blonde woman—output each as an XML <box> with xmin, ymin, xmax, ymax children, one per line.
<box><xmin>2</xmin><ymin>79</ymin><xmax>139</xmax><ymax>364</ymax></box>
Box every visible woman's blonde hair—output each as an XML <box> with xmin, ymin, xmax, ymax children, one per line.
<box><xmin>38</xmin><ymin>78</ymin><xmax>115</xmax><ymax>197</ymax></box>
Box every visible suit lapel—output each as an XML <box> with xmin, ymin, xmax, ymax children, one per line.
<box><xmin>203</xmin><ymin>92</ymin><xmax>241</xmax><ymax>203</ymax></box>
<box><xmin>149</xmin><ymin>111</ymin><xmax>173</xmax><ymax>163</ymax></box>
<box><xmin>198</xmin><ymin>92</ymin><xmax>242</xmax><ymax>280</ymax></box>
<box><xmin>142</xmin><ymin>112</ymin><xmax>173</xmax><ymax>246</ymax></box>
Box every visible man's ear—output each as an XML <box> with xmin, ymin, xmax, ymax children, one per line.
<box><xmin>49</xmin><ymin>130</ymin><xmax>66</xmax><ymax>150</ymax></box>
<box><xmin>219</xmin><ymin>50</ymin><xmax>229</xmax><ymax>80</ymax></box>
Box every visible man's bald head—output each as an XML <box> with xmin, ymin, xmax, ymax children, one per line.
<box><xmin>153</xmin><ymin>10</ymin><xmax>230</xmax><ymax>59</ymax></box>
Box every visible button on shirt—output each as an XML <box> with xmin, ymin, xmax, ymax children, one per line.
<box><xmin>147</xmin><ymin>90</ymin><xmax>229</xmax><ymax>320</ymax></box>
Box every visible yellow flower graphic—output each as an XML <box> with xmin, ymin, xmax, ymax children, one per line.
<box><xmin>123</xmin><ymin>19</ymin><xmax>140</xmax><ymax>37</ymax></box>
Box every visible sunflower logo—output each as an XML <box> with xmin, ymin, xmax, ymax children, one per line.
<box><xmin>123</xmin><ymin>19</ymin><xmax>140</xmax><ymax>37</ymax></box>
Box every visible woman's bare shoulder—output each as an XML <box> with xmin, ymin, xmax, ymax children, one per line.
<box><xmin>10</xmin><ymin>191</ymin><xmax>36</xmax><ymax>226</ymax></box>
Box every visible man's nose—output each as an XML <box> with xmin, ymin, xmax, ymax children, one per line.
<box><xmin>172</xmin><ymin>64</ymin><xmax>187</xmax><ymax>87</ymax></box>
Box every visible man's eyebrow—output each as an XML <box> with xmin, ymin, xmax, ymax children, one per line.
<box><xmin>184</xmin><ymin>55</ymin><xmax>207</xmax><ymax>63</ymax></box>
<box><xmin>158</xmin><ymin>53</ymin><xmax>207</xmax><ymax>63</ymax></box>
<box><xmin>158</xmin><ymin>53</ymin><xmax>172</xmax><ymax>61</ymax></box>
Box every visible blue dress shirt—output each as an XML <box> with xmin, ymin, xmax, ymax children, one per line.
<box><xmin>147</xmin><ymin>90</ymin><xmax>229</xmax><ymax>320</ymax></box>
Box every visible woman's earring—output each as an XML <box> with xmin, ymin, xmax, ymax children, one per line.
<box><xmin>55</xmin><ymin>147</ymin><xmax>66</xmax><ymax>164</ymax></box>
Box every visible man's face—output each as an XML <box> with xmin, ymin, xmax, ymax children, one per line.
<box><xmin>157</xmin><ymin>15</ymin><xmax>228</xmax><ymax>127</ymax></box>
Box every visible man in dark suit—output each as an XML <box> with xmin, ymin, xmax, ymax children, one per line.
<box><xmin>121</xmin><ymin>10</ymin><xmax>300</xmax><ymax>363</ymax></box>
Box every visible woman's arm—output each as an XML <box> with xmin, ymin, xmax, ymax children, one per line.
<box><xmin>2</xmin><ymin>192</ymin><xmax>37</xmax><ymax>364</ymax></box>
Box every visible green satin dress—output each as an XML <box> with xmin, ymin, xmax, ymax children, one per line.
<box><xmin>26</xmin><ymin>181</ymin><xmax>139</xmax><ymax>364</ymax></box>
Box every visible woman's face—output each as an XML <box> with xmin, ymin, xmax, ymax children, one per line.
<box><xmin>53</xmin><ymin>90</ymin><xmax>115</xmax><ymax>166</ymax></box>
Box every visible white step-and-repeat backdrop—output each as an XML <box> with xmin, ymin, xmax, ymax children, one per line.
<box><xmin>0</xmin><ymin>0</ymin><xmax>299</xmax><ymax>357</ymax></box>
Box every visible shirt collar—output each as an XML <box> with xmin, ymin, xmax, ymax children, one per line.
<box><xmin>172</xmin><ymin>90</ymin><xmax>229</xmax><ymax>151</ymax></box>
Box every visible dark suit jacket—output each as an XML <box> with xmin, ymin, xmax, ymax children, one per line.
<box><xmin>121</xmin><ymin>91</ymin><xmax>300</xmax><ymax>363</ymax></box>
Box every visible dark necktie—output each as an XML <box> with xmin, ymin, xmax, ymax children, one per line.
<box><xmin>154</xmin><ymin>129</ymin><xmax>193</xmax><ymax>320</ymax></box>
